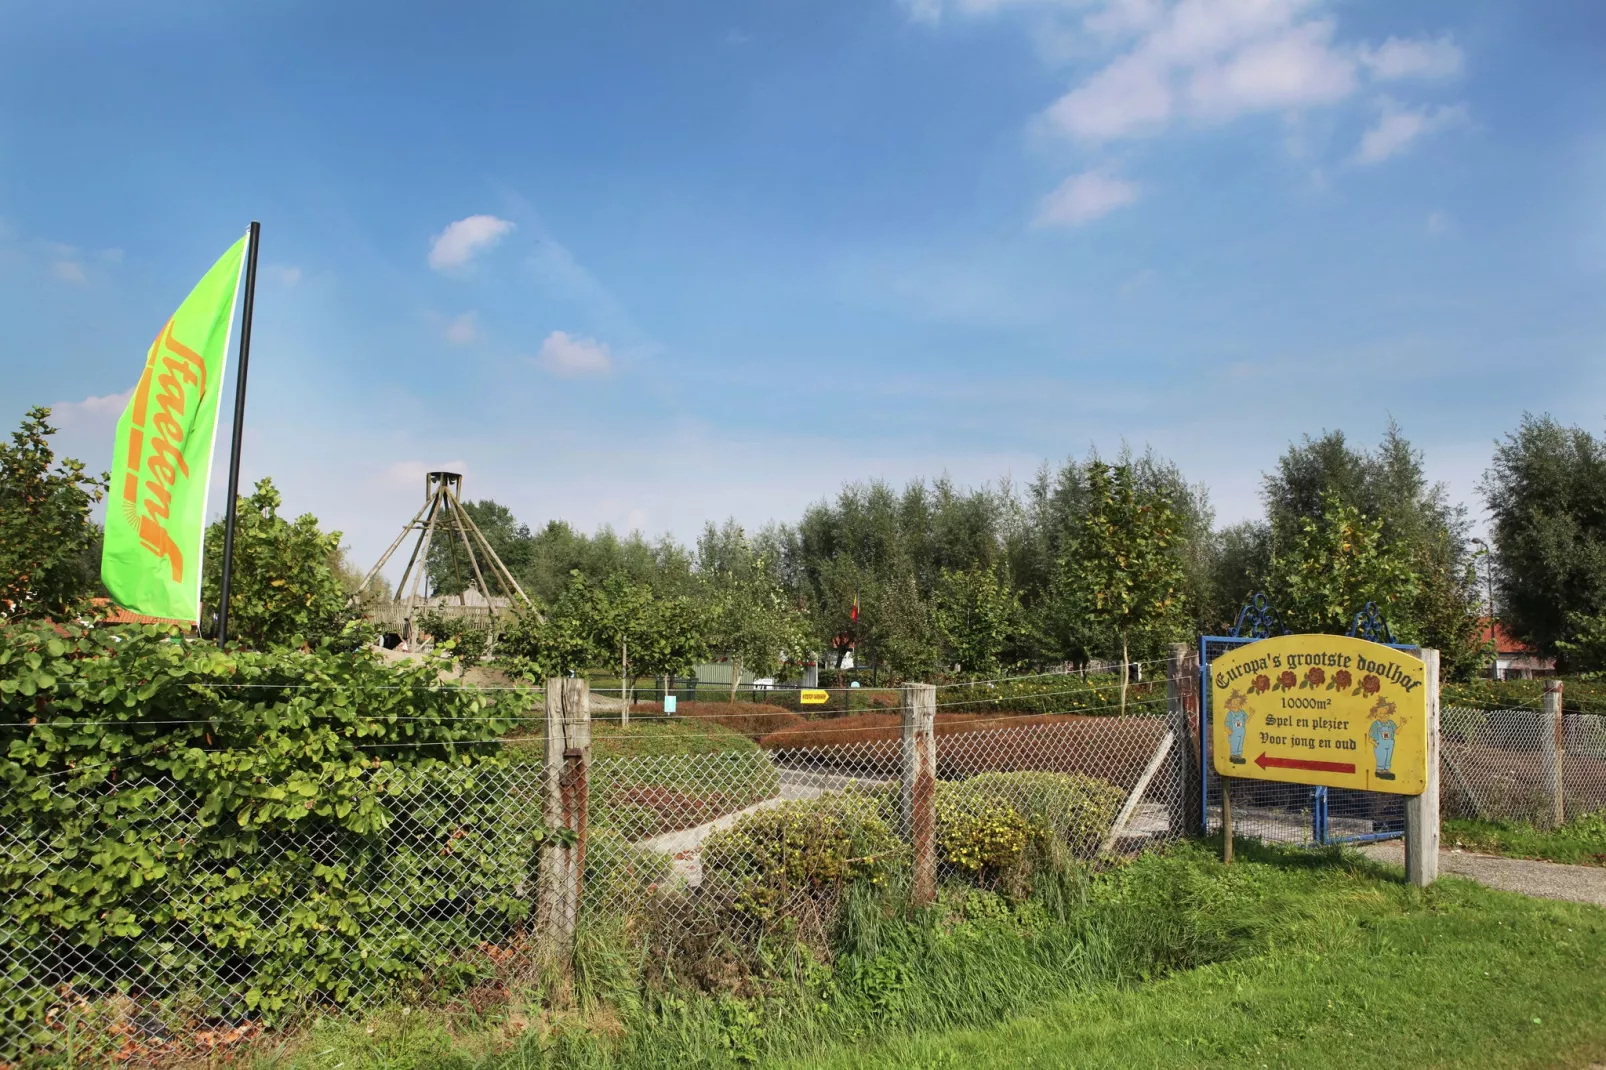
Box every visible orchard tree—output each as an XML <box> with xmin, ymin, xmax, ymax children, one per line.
<box><xmin>698</xmin><ymin>520</ymin><xmax>810</xmax><ymax>700</ymax></box>
<box><xmin>0</xmin><ymin>407</ymin><xmax>106</xmax><ymax>622</ymax></box>
<box><xmin>1067</xmin><ymin>462</ymin><xmax>1189</xmax><ymax>713</ymax></box>
<box><xmin>590</xmin><ymin>573</ymin><xmax>706</xmax><ymax>722</ymax></box>
<box><xmin>1265</xmin><ymin>493</ymin><xmax>1417</xmax><ymax>636</ymax></box>
<box><xmin>201</xmin><ymin>478</ymin><xmax>361</xmax><ymax>650</ymax></box>
<box><xmin>934</xmin><ymin>561</ymin><xmax>1022</xmax><ymax>677</ymax></box>
<box><xmin>861</xmin><ymin>565</ymin><xmax>941</xmax><ymax>682</ymax></box>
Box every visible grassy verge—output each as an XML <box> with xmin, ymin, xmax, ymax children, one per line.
<box><xmin>1444</xmin><ymin>813</ymin><xmax>1606</xmax><ymax>867</ymax></box>
<box><xmin>241</xmin><ymin>840</ymin><xmax>1606</xmax><ymax>1070</ymax></box>
<box><xmin>784</xmin><ymin>842</ymin><xmax>1606</xmax><ymax>1070</ymax></box>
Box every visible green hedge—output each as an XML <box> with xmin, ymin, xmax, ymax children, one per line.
<box><xmin>935</xmin><ymin>675</ymin><xmax>1165</xmax><ymax>717</ymax></box>
<box><xmin>1443</xmin><ymin>678</ymin><xmax>1606</xmax><ymax>715</ymax></box>
<box><xmin>0</xmin><ymin>622</ymin><xmax>533</xmax><ymax>1059</ymax></box>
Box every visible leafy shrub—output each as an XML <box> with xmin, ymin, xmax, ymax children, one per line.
<box><xmin>417</xmin><ymin>608</ymin><xmax>492</xmax><ymax>669</ymax></box>
<box><xmin>931</xmin><ymin>771</ymin><xmax>1126</xmax><ymax>887</ymax></box>
<box><xmin>0</xmin><ymin>621</ymin><xmax>531</xmax><ymax>1059</ymax></box>
<box><xmin>934</xmin><ymin>786</ymin><xmax>1030</xmax><ymax>879</ymax></box>
<box><xmin>961</xmin><ymin>771</ymin><xmax>1127</xmax><ymax>858</ymax></box>
<box><xmin>699</xmin><ymin>795</ymin><xmax>899</xmax><ymax>920</ymax></box>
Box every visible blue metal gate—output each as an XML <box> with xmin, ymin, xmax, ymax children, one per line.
<box><xmin>1199</xmin><ymin>597</ymin><xmax>1417</xmax><ymax>846</ymax></box>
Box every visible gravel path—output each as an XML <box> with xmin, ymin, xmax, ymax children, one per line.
<box><xmin>1360</xmin><ymin>841</ymin><xmax>1606</xmax><ymax>907</ymax></box>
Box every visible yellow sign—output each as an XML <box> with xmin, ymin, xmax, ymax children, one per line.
<box><xmin>800</xmin><ymin>689</ymin><xmax>830</xmax><ymax>706</ymax></box>
<box><xmin>1210</xmin><ymin>634</ymin><xmax>1427</xmax><ymax>795</ymax></box>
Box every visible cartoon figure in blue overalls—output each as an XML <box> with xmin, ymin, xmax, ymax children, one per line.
<box><xmin>1368</xmin><ymin>697</ymin><xmax>1401</xmax><ymax>781</ymax></box>
<box><xmin>1224</xmin><ymin>689</ymin><xmax>1250</xmax><ymax>765</ymax></box>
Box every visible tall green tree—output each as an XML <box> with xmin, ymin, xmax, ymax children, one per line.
<box><xmin>0</xmin><ymin>407</ymin><xmax>106</xmax><ymax>622</ymax></box>
<box><xmin>698</xmin><ymin>520</ymin><xmax>810</xmax><ymax>699</ymax></box>
<box><xmin>1482</xmin><ymin>414</ymin><xmax>1606</xmax><ymax>669</ymax></box>
<box><xmin>1265</xmin><ymin>492</ymin><xmax>1418</xmax><ymax>636</ymax></box>
<box><xmin>1066</xmin><ymin>462</ymin><xmax>1190</xmax><ymax>712</ymax></box>
<box><xmin>934</xmin><ymin>561</ymin><xmax>1022</xmax><ymax>677</ymax></box>
<box><xmin>201</xmin><ymin>478</ymin><xmax>361</xmax><ymax>650</ymax></box>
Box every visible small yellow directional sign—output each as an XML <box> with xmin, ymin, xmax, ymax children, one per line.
<box><xmin>800</xmin><ymin>689</ymin><xmax>830</xmax><ymax>706</ymax></box>
<box><xmin>1211</xmin><ymin>634</ymin><xmax>1427</xmax><ymax>795</ymax></box>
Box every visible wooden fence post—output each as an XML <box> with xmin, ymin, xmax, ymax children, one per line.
<box><xmin>539</xmin><ymin>677</ymin><xmax>591</xmax><ymax>955</ymax></box>
<box><xmin>1167</xmin><ymin>643</ymin><xmax>1202</xmax><ymax>837</ymax></box>
<box><xmin>1404</xmin><ymin>649</ymin><xmax>1440</xmax><ymax>888</ymax></box>
<box><xmin>901</xmin><ymin>682</ymin><xmax>937</xmax><ymax>908</ymax></box>
<box><xmin>1544</xmin><ymin>679</ymin><xmax>1565</xmax><ymax>828</ymax></box>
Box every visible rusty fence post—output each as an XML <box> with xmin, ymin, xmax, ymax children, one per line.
<box><xmin>539</xmin><ymin>676</ymin><xmax>591</xmax><ymax>956</ymax></box>
<box><xmin>1544</xmin><ymin>679</ymin><xmax>1565</xmax><ymax>828</ymax></box>
<box><xmin>1168</xmin><ymin>642</ymin><xmax>1202</xmax><ymax>838</ymax></box>
<box><xmin>901</xmin><ymin>682</ymin><xmax>937</xmax><ymax>908</ymax></box>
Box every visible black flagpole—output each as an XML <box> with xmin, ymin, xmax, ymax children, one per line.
<box><xmin>216</xmin><ymin>221</ymin><xmax>261</xmax><ymax>648</ymax></box>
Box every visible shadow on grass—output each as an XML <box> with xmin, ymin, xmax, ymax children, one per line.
<box><xmin>1196</xmin><ymin>832</ymin><xmax>1403</xmax><ymax>882</ymax></box>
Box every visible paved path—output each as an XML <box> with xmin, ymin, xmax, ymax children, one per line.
<box><xmin>1360</xmin><ymin>841</ymin><xmax>1606</xmax><ymax>907</ymax></box>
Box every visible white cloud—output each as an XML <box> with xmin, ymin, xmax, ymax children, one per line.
<box><xmin>1354</xmin><ymin>98</ymin><xmax>1467</xmax><ymax>164</ymax></box>
<box><xmin>1047</xmin><ymin>52</ymin><xmax>1173</xmax><ymax>140</ymax></box>
<box><xmin>1360</xmin><ymin>34</ymin><xmax>1463</xmax><ymax>81</ymax></box>
<box><xmin>445</xmin><ymin>311</ymin><xmax>479</xmax><ymax>345</ymax></box>
<box><xmin>1187</xmin><ymin>20</ymin><xmax>1356</xmax><ymax>119</ymax></box>
<box><xmin>50</xmin><ymin>390</ymin><xmax>131</xmax><ymax>428</ymax></box>
<box><xmin>51</xmin><ymin>259</ymin><xmax>88</xmax><ymax>284</ymax></box>
<box><xmin>1426</xmin><ymin>210</ymin><xmax>1450</xmax><ymax>235</ymax></box>
<box><xmin>536</xmin><ymin>330</ymin><xmax>614</xmax><ymax>377</ymax></box>
<box><xmin>1023</xmin><ymin>2</ymin><xmax>1465</xmax><ymax>149</ymax></box>
<box><xmin>1036</xmin><ymin>169</ymin><xmax>1140</xmax><ymax>226</ymax></box>
<box><xmin>428</xmin><ymin>215</ymin><xmax>516</xmax><ymax>271</ymax></box>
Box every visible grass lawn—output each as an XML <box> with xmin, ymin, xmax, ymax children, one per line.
<box><xmin>784</xmin><ymin>841</ymin><xmax>1606</xmax><ymax>1070</ymax></box>
<box><xmin>1443</xmin><ymin>813</ymin><xmax>1606</xmax><ymax>867</ymax></box>
<box><xmin>246</xmin><ymin>841</ymin><xmax>1606</xmax><ymax>1070</ymax></box>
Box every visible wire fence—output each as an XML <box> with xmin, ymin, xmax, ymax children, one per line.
<box><xmin>0</xmin><ymin>676</ymin><xmax>1185</xmax><ymax>1064</ymax></box>
<box><xmin>12</xmin><ymin>669</ymin><xmax>1606</xmax><ymax>1064</ymax></box>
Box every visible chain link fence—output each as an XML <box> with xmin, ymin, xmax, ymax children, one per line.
<box><xmin>2</xmin><ymin>675</ymin><xmax>1192</xmax><ymax>1064</ymax></box>
<box><xmin>1441</xmin><ymin>705</ymin><xmax>1606</xmax><ymax>824</ymax></box>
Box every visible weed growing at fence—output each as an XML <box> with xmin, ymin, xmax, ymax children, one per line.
<box><xmin>1444</xmin><ymin>813</ymin><xmax>1606</xmax><ymax>867</ymax></box>
<box><xmin>248</xmin><ymin>842</ymin><xmax>1342</xmax><ymax>1070</ymax></box>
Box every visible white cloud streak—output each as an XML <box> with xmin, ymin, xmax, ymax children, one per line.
<box><xmin>1036</xmin><ymin>169</ymin><xmax>1140</xmax><ymax>226</ymax></box>
<box><xmin>1354</xmin><ymin>99</ymin><xmax>1467</xmax><ymax>164</ymax></box>
<box><xmin>428</xmin><ymin>215</ymin><xmax>516</xmax><ymax>271</ymax></box>
<box><xmin>1359</xmin><ymin>34</ymin><xmax>1463</xmax><ymax>81</ymax></box>
<box><xmin>445</xmin><ymin>311</ymin><xmax>479</xmax><ymax>345</ymax></box>
<box><xmin>536</xmin><ymin>330</ymin><xmax>614</xmax><ymax>377</ymax></box>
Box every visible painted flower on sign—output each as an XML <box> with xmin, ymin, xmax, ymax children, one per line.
<box><xmin>1360</xmin><ymin>674</ymin><xmax>1381</xmax><ymax>696</ymax></box>
<box><xmin>1305</xmin><ymin>667</ymin><xmax>1325</xmax><ymax>688</ymax></box>
<box><xmin>1252</xmin><ymin>674</ymin><xmax>1270</xmax><ymax>693</ymax></box>
<box><xmin>1332</xmin><ymin>669</ymin><xmax>1352</xmax><ymax>691</ymax></box>
<box><xmin>1278</xmin><ymin>670</ymin><xmax>1297</xmax><ymax>691</ymax></box>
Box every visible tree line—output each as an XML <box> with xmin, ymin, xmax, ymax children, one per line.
<box><xmin>9</xmin><ymin>404</ymin><xmax>1606</xmax><ymax>683</ymax></box>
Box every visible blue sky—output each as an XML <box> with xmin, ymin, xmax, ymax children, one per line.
<box><xmin>3</xmin><ymin>0</ymin><xmax>1603</xmax><ymax>573</ymax></box>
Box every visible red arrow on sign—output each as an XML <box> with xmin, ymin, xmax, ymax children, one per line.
<box><xmin>1254</xmin><ymin>753</ymin><xmax>1356</xmax><ymax>775</ymax></box>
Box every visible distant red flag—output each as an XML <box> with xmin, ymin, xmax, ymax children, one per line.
<box><xmin>851</xmin><ymin>593</ymin><xmax>859</xmax><ymax>623</ymax></box>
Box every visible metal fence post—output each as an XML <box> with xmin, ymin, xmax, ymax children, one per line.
<box><xmin>1167</xmin><ymin>643</ymin><xmax>1202</xmax><ymax>837</ymax></box>
<box><xmin>1544</xmin><ymin>679</ymin><xmax>1566</xmax><ymax>828</ymax></box>
<box><xmin>539</xmin><ymin>676</ymin><xmax>591</xmax><ymax>955</ymax></box>
<box><xmin>901</xmin><ymin>682</ymin><xmax>937</xmax><ymax>908</ymax></box>
<box><xmin>1404</xmin><ymin>649</ymin><xmax>1440</xmax><ymax>887</ymax></box>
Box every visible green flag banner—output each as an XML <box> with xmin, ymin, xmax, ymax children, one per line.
<box><xmin>102</xmin><ymin>233</ymin><xmax>249</xmax><ymax>623</ymax></box>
